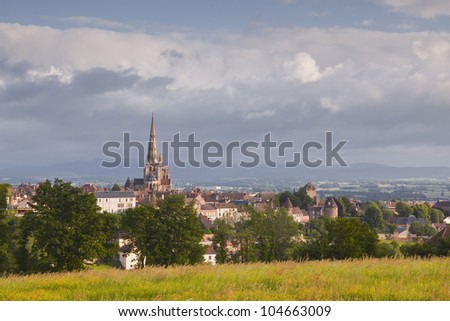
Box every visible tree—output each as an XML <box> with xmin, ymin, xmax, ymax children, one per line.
<box><xmin>306</xmin><ymin>216</ymin><xmax>332</xmax><ymax>238</ymax></box>
<box><xmin>374</xmin><ymin>241</ymin><xmax>401</xmax><ymax>258</ymax></box>
<box><xmin>409</xmin><ymin>221</ymin><xmax>423</xmax><ymax>235</ymax></box>
<box><xmin>382</xmin><ymin>208</ymin><xmax>395</xmax><ymax>220</ymax></box>
<box><xmin>412</xmin><ymin>204</ymin><xmax>431</xmax><ymax>224</ymax></box>
<box><xmin>231</xmin><ymin>207</ymin><xmax>299</xmax><ymax>263</ymax></box>
<box><xmin>400</xmin><ymin>242</ymin><xmax>435</xmax><ymax>258</ymax></box>
<box><xmin>336</xmin><ymin>196</ymin><xmax>352</xmax><ymax>217</ymax></box>
<box><xmin>430</xmin><ymin>208</ymin><xmax>444</xmax><ymax>223</ymax></box>
<box><xmin>0</xmin><ymin>184</ymin><xmax>14</xmax><ymax>273</ymax></box>
<box><xmin>396</xmin><ymin>202</ymin><xmax>413</xmax><ymax>217</ymax></box>
<box><xmin>122</xmin><ymin>195</ymin><xmax>205</xmax><ymax>267</ymax></box>
<box><xmin>364</xmin><ymin>202</ymin><xmax>384</xmax><ymax>231</ymax></box>
<box><xmin>111</xmin><ymin>183</ymin><xmax>121</xmax><ymax>191</ymax></box>
<box><xmin>19</xmin><ymin>179</ymin><xmax>119</xmax><ymax>273</ymax></box>
<box><xmin>294</xmin><ymin>218</ymin><xmax>378</xmax><ymax>260</ymax></box>
<box><xmin>436</xmin><ymin>236</ymin><xmax>450</xmax><ymax>256</ymax></box>
<box><xmin>294</xmin><ymin>187</ymin><xmax>314</xmax><ymax>209</ymax></box>
<box><xmin>278</xmin><ymin>191</ymin><xmax>300</xmax><ymax>208</ymax></box>
<box><xmin>409</xmin><ymin>221</ymin><xmax>437</xmax><ymax>237</ymax></box>
<box><xmin>324</xmin><ymin>218</ymin><xmax>378</xmax><ymax>259</ymax></box>
<box><xmin>250</xmin><ymin>207</ymin><xmax>299</xmax><ymax>262</ymax></box>
<box><xmin>212</xmin><ymin>219</ymin><xmax>233</xmax><ymax>264</ymax></box>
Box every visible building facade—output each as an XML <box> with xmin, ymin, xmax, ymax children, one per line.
<box><xmin>95</xmin><ymin>191</ymin><xmax>136</xmax><ymax>213</ymax></box>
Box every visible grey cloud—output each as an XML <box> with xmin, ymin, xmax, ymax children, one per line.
<box><xmin>137</xmin><ymin>76</ymin><xmax>174</xmax><ymax>92</ymax></box>
<box><xmin>161</xmin><ymin>50</ymin><xmax>184</xmax><ymax>59</ymax></box>
<box><xmin>71</xmin><ymin>68</ymin><xmax>140</xmax><ymax>95</ymax></box>
<box><xmin>0</xmin><ymin>59</ymin><xmax>31</xmax><ymax>78</ymax></box>
<box><xmin>1</xmin><ymin>23</ymin><xmax>450</xmax><ymax>168</ymax></box>
<box><xmin>378</xmin><ymin>0</ymin><xmax>450</xmax><ymax>18</ymax></box>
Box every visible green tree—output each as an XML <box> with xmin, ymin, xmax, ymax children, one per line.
<box><xmin>436</xmin><ymin>236</ymin><xmax>450</xmax><ymax>256</ymax></box>
<box><xmin>122</xmin><ymin>195</ymin><xmax>205</xmax><ymax>267</ymax></box>
<box><xmin>382</xmin><ymin>208</ymin><xmax>395</xmax><ymax>220</ymax></box>
<box><xmin>294</xmin><ymin>187</ymin><xmax>314</xmax><ymax>209</ymax></box>
<box><xmin>336</xmin><ymin>196</ymin><xmax>352</xmax><ymax>217</ymax></box>
<box><xmin>325</xmin><ymin>218</ymin><xmax>378</xmax><ymax>259</ymax></box>
<box><xmin>120</xmin><ymin>205</ymin><xmax>158</xmax><ymax>267</ymax></box>
<box><xmin>374</xmin><ymin>241</ymin><xmax>402</xmax><ymax>258</ymax></box>
<box><xmin>409</xmin><ymin>221</ymin><xmax>423</xmax><ymax>235</ymax></box>
<box><xmin>430</xmin><ymin>208</ymin><xmax>444</xmax><ymax>223</ymax></box>
<box><xmin>306</xmin><ymin>216</ymin><xmax>332</xmax><ymax>238</ymax></box>
<box><xmin>364</xmin><ymin>202</ymin><xmax>384</xmax><ymax>231</ymax></box>
<box><xmin>400</xmin><ymin>242</ymin><xmax>435</xmax><ymax>258</ymax></box>
<box><xmin>111</xmin><ymin>183</ymin><xmax>121</xmax><ymax>191</ymax></box>
<box><xmin>422</xmin><ymin>225</ymin><xmax>437</xmax><ymax>236</ymax></box>
<box><xmin>278</xmin><ymin>191</ymin><xmax>300</xmax><ymax>208</ymax></box>
<box><xmin>396</xmin><ymin>202</ymin><xmax>413</xmax><ymax>217</ymax></box>
<box><xmin>294</xmin><ymin>218</ymin><xmax>378</xmax><ymax>260</ymax></box>
<box><xmin>252</xmin><ymin>207</ymin><xmax>299</xmax><ymax>262</ymax></box>
<box><xmin>18</xmin><ymin>179</ymin><xmax>119</xmax><ymax>273</ymax></box>
<box><xmin>409</xmin><ymin>221</ymin><xmax>437</xmax><ymax>237</ymax></box>
<box><xmin>212</xmin><ymin>219</ymin><xmax>233</xmax><ymax>264</ymax></box>
<box><xmin>0</xmin><ymin>184</ymin><xmax>15</xmax><ymax>273</ymax></box>
<box><xmin>412</xmin><ymin>204</ymin><xmax>431</xmax><ymax>224</ymax></box>
<box><xmin>233</xmin><ymin>207</ymin><xmax>299</xmax><ymax>263</ymax></box>
<box><xmin>234</xmin><ymin>221</ymin><xmax>257</xmax><ymax>263</ymax></box>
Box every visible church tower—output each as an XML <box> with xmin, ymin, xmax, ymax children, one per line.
<box><xmin>143</xmin><ymin>113</ymin><xmax>172</xmax><ymax>192</ymax></box>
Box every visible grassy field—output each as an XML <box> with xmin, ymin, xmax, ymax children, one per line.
<box><xmin>0</xmin><ymin>258</ymin><xmax>449</xmax><ymax>300</ymax></box>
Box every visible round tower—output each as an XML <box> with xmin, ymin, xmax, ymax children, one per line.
<box><xmin>323</xmin><ymin>197</ymin><xmax>338</xmax><ymax>218</ymax></box>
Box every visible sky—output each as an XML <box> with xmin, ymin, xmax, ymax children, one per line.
<box><xmin>1</xmin><ymin>0</ymin><xmax>450</xmax><ymax>170</ymax></box>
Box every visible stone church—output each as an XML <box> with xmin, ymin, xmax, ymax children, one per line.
<box><xmin>126</xmin><ymin>114</ymin><xmax>172</xmax><ymax>193</ymax></box>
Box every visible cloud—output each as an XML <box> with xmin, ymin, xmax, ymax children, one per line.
<box><xmin>284</xmin><ymin>52</ymin><xmax>324</xmax><ymax>83</ymax></box>
<box><xmin>361</xmin><ymin>19</ymin><xmax>375</xmax><ymax>27</ymax></box>
<box><xmin>0</xmin><ymin>22</ymin><xmax>450</xmax><ymax>167</ymax></box>
<box><xmin>378</xmin><ymin>0</ymin><xmax>450</xmax><ymax>18</ymax></box>
<box><xmin>320</xmin><ymin>97</ymin><xmax>342</xmax><ymax>112</ymax></box>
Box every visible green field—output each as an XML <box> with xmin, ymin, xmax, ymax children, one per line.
<box><xmin>1</xmin><ymin>258</ymin><xmax>449</xmax><ymax>300</ymax></box>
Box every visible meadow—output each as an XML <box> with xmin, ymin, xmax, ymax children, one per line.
<box><xmin>0</xmin><ymin>258</ymin><xmax>449</xmax><ymax>300</ymax></box>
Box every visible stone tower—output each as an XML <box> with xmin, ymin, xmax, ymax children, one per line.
<box><xmin>305</xmin><ymin>182</ymin><xmax>316</xmax><ymax>199</ymax></box>
<box><xmin>143</xmin><ymin>113</ymin><xmax>172</xmax><ymax>192</ymax></box>
<box><xmin>322</xmin><ymin>197</ymin><xmax>338</xmax><ymax>218</ymax></box>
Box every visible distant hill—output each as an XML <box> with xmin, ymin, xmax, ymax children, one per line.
<box><xmin>1</xmin><ymin>160</ymin><xmax>450</xmax><ymax>185</ymax></box>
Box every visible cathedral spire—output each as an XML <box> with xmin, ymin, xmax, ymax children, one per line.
<box><xmin>147</xmin><ymin>113</ymin><xmax>159</xmax><ymax>163</ymax></box>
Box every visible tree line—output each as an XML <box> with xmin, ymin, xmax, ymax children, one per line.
<box><xmin>0</xmin><ymin>180</ymin><xmax>204</xmax><ymax>274</ymax></box>
<box><xmin>1</xmin><ymin>181</ymin><xmax>449</xmax><ymax>275</ymax></box>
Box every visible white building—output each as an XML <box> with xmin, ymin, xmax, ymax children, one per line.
<box><xmin>95</xmin><ymin>191</ymin><xmax>136</xmax><ymax>213</ymax></box>
<box><xmin>118</xmin><ymin>237</ymin><xmax>142</xmax><ymax>270</ymax></box>
<box><xmin>203</xmin><ymin>246</ymin><xmax>216</xmax><ymax>265</ymax></box>
<box><xmin>214</xmin><ymin>203</ymin><xmax>238</xmax><ymax>219</ymax></box>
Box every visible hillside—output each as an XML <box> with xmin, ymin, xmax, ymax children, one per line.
<box><xmin>1</xmin><ymin>258</ymin><xmax>449</xmax><ymax>300</ymax></box>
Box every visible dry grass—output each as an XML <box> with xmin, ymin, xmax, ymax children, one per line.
<box><xmin>1</xmin><ymin>258</ymin><xmax>449</xmax><ymax>300</ymax></box>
